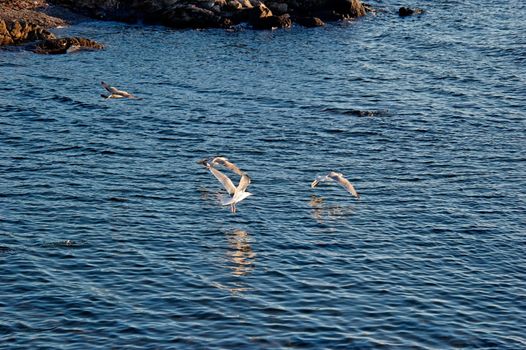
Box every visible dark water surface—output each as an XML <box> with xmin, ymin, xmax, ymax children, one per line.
<box><xmin>1</xmin><ymin>1</ymin><xmax>525</xmax><ymax>348</ymax></box>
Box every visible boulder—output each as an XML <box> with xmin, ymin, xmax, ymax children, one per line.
<box><xmin>288</xmin><ymin>0</ymin><xmax>365</xmax><ymax>19</ymax></box>
<box><xmin>294</xmin><ymin>15</ymin><xmax>324</xmax><ymax>27</ymax></box>
<box><xmin>155</xmin><ymin>4</ymin><xmax>232</xmax><ymax>28</ymax></box>
<box><xmin>31</xmin><ymin>36</ymin><xmax>104</xmax><ymax>54</ymax></box>
<box><xmin>267</xmin><ymin>1</ymin><xmax>288</xmax><ymax>15</ymax></box>
<box><xmin>251</xmin><ymin>14</ymin><xmax>291</xmax><ymax>29</ymax></box>
<box><xmin>398</xmin><ymin>7</ymin><xmax>424</xmax><ymax>16</ymax></box>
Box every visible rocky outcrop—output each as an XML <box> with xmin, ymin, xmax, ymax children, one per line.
<box><xmin>30</xmin><ymin>36</ymin><xmax>104</xmax><ymax>54</ymax></box>
<box><xmin>0</xmin><ymin>19</ymin><xmax>55</xmax><ymax>46</ymax></box>
<box><xmin>293</xmin><ymin>16</ymin><xmax>324</xmax><ymax>27</ymax></box>
<box><xmin>47</xmin><ymin>0</ymin><xmax>367</xmax><ymax>29</ymax></box>
<box><xmin>1</xmin><ymin>0</ymin><xmax>369</xmax><ymax>45</ymax></box>
<box><xmin>0</xmin><ymin>1</ymin><xmax>102</xmax><ymax>52</ymax></box>
<box><xmin>0</xmin><ymin>0</ymin><xmax>69</xmax><ymax>28</ymax></box>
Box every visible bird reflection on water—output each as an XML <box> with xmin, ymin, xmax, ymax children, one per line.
<box><xmin>309</xmin><ymin>195</ymin><xmax>356</xmax><ymax>223</ymax></box>
<box><xmin>226</xmin><ymin>229</ymin><xmax>255</xmax><ymax>277</ymax></box>
<box><xmin>212</xmin><ymin>229</ymin><xmax>256</xmax><ymax>294</ymax></box>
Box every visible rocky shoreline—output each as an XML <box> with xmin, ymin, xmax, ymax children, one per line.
<box><xmin>0</xmin><ymin>0</ymin><xmax>373</xmax><ymax>53</ymax></box>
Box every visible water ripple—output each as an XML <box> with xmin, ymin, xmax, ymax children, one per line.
<box><xmin>1</xmin><ymin>1</ymin><xmax>525</xmax><ymax>349</ymax></box>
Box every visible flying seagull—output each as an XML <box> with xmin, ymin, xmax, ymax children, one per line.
<box><xmin>100</xmin><ymin>81</ymin><xmax>140</xmax><ymax>99</ymax></box>
<box><xmin>203</xmin><ymin>160</ymin><xmax>252</xmax><ymax>213</ymax></box>
<box><xmin>311</xmin><ymin>171</ymin><xmax>360</xmax><ymax>199</ymax></box>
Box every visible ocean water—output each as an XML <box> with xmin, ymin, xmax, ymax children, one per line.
<box><xmin>1</xmin><ymin>0</ymin><xmax>525</xmax><ymax>348</ymax></box>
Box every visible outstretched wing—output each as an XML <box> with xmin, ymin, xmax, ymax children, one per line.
<box><xmin>210</xmin><ymin>157</ymin><xmax>245</xmax><ymax>176</ymax></box>
<box><xmin>207</xmin><ymin>165</ymin><xmax>236</xmax><ymax>195</ymax></box>
<box><xmin>101</xmin><ymin>81</ymin><xmax>118</xmax><ymax>94</ymax></box>
<box><xmin>236</xmin><ymin>174</ymin><xmax>251</xmax><ymax>192</ymax></box>
<box><xmin>328</xmin><ymin>172</ymin><xmax>359</xmax><ymax>198</ymax></box>
<box><xmin>311</xmin><ymin>175</ymin><xmax>330</xmax><ymax>188</ymax></box>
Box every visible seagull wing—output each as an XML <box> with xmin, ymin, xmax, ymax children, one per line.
<box><xmin>207</xmin><ymin>165</ymin><xmax>236</xmax><ymax>195</ymax></box>
<box><xmin>328</xmin><ymin>172</ymin><xmax>359</xmax><ymax>198</ymax></box>
<box><xmin>311</xmin><ymin>175</ymin><xmax>330</xmax><ymax>188</ymax></box>
<box><xmin>236</xmin><ymin>174</ymin><xmax>251</xmax><ymax>192</ymax></box>
<box><xmin>211</xmin><ymin>157</ymin><xmax>245</xmax><ymax>176</ymax></box>
<box><xmin>101</xmin><ymin>81</ymin><xmax>119</xmax><ymax>94</ymax></box>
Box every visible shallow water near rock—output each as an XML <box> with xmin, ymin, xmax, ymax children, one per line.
<box><xmin>1</xmin><ymin>1</ymin><xmax>525</xmax><ymax>348</ymax></box>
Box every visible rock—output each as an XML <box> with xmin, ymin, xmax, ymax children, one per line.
<box><xmin>398</xmin><ymin>7</ymin><xmax>424</xmax><ymax>16</ymax></box>
<box><xmin>267</xmin><ymin>1</ymin><xmax>288</xmax><ymax>15</ymax></box>
<box><xmin>288</xmin><ymin>0</ymin><xmax>365</xmax><ymax>19</ymax></box>
<box><xmin>0</xmin><ymin>1</ymin><xmax>70</xmax><ymax>28</ymax></box>
<box><xmin>331</xmin><ymin>0</ymin><xmax>366</xmax><ymax>17</ymax></box>
<box><xmin>294</xmin><ymin>15</ymin><xmax>324</xmax><ymax>27</ymax></box>
<box><xmin>251</xmin><ymin>13</ymin><xmax>291</xmax><ymax>29</ymax></box>
<box><xmin>249</xmin><ymin>2</ymin><xmax>274</xmax><ymax>19</ymax></box>
<box><xmin>31</xmin><ymin>36</ymin><xmax>104</xmax><ymax>54</ymax></box>
<box><xmin>0</xmin><ymin>19</ymin><xmax>56</xmax><ymax>45</ymax></box>
<box><xmin>158</xmin><ymin>5</ymin><xmax>232</xmax><ymax>28</ymax></box>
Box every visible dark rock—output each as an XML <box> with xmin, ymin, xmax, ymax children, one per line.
<box><xmin>399</xmin><ymin>6</ymin><xmax>424</xmax><ymax>16</ymax></box>
<box><xmin>267</xmin><ymin>1</ymin><xmax>288</xmax><ymax>15</ymax></box>
<box><xmin>249</xmin><ymin>3</ymin><xmax>274</xmax><ymax>20</ymax></box>
<box><xmin>251</xmin><ymin>14</ymin><xmax>291</xmax><ymax>30</ymax></box>
<box><xmin>289</xmin><ymin>0</ymin><xmax>365</xmax><ymax>19</ymax></box>
<box><xmin>31</xmin><ymin>36</ymin><xmax>104</xmax><ymax>54</ymax></box>
<box><xmin>294</xmin><ymin>16</ymin><xmax>324</xmax><ymax>27</ymax></box>
<box><xmin>331</xmin><ymin>0</ymin><xmax>366</xmax><ymax>18</ymax></box>
<box><xmin>155</xmin><ymin>5</ymin><xmax>232</xmax><ymax>28</ymax></box>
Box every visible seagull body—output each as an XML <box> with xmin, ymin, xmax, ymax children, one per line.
<box><xmin>311</xmin><ymin>171</ymin><xmax>360</xmax><ymax>199</ymax></box>
<box><xmin>100</xmin><ymin>81</ymin><xmax>140</xmax><ymax>99</ymax></box>
<box><xmin>201</xmin><ymin>158</ymin><xmax>252</xmax><ymax>213</ymax></box>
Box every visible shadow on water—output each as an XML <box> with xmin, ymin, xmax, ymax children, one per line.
<box><xmin>309</xmin><ymin>195</ymin><xmax>356</xmax><ymax>224</ymax></box>
<box><xmin>41</xmin><ymin>240</ymin><xmax>88</xmax><ymax>248</ymax></box>
<box><xmin>321</xmin><ymin>107</ymin><xmax>391</xmax><ymax>117</ymax></box>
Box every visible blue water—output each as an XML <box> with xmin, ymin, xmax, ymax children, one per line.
<box><xmin>1</xmin><ymin>1</ymin><xmax>525</xmax><ymax>348</ymax></box>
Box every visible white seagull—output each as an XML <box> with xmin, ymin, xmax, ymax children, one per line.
<box><xmin>311</xmin><ymin>171</ymin><xmax>360</xmax><ymax>199</ymax></box>
<box><xmin>202</xmin><ymin>159</ymin><xmax>252</xmax><ymax>213</ymax></box>
<box><xmin>100</xmin><ymin>81</ymin><xmax>140</xmax><ymax>99</ymax></box>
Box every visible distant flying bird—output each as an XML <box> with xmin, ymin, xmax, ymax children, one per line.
<box><xmin>311</xmin><ymin>172</ymin><xmax>360</xmax><ymax>199</ymax></box>
<box><xmin>202</xmin><ymin>159</ymin><xmax>252</xmax><ymax>213</ymax></box>
<box><xmin>100</xmin><ymin>81</ymin><xmax>140</xmax><ymax>99</ymax></box>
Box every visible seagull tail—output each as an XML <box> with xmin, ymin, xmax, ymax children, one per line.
<box><xmin>221</xmin><ymin>196</ymin><xmax>235</xmax><ymax>206</ymax></box>
<box><xmin>222</xmin><ymin>191</ymin><xmax>252</xmax><ymax>206</ymax></box>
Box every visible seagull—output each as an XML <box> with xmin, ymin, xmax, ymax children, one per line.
<box><xmin>197</xmin><ymin>156</ymin><xmax>246</xmax><ymax>176</ymax></box>
<box><xmin>100</xmin><ymin>81</ymin><xmax>140</xmax><ymax>99</ymax></box>
<box><xmin>311</xmin><ymin>171</ymin><xmax>360</xmax><ymax>199</ymax></box>
<box><xmin>203</xmin><ymin>161</ymin><xmax>252</xmax><ymax>213</ymax></box>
